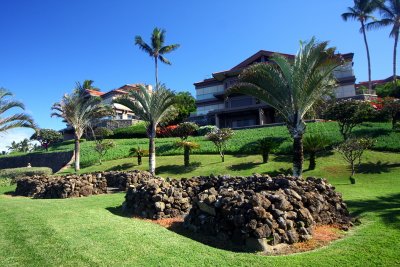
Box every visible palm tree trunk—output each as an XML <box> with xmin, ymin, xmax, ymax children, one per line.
<box><xmin>155</xmin><ymin>57</ymin><xmax>158</xmax><ymax>88</ymax></box>
<box><xmin>184</xmin><ymin>146</ymin><xmax>190</xmax><ymax>167</ymax></box>
<box><xmin>262</xmin><ymin>151</ymin><xmax>269</xmax><ymax>163</ymax></box>
<box><xmin>393</xmin><ymin>31</ymin><xmax>399</xmax><ymax>85</ymax></box>
<box><xmin>138</xmin><ymin>155</ymin><xmax>142</xmax><ymax>165</ymax></box>
<box><xmin>309</xmin><ymin>151</ymin><xmax>316</xmax><ymax>170</ymax></box>
<box><xmin>74</xmin><ymin>136</ymin><xmax>80</xmax><ymax>172</ymax></box>
<box><xmin>361</xmin><ymin>21</ymin><xmax>372</xmax><ymax>94</ymax></box>
<box><xmin>148</xmin><ymin>123</ymin><xmax>157</xmax><ymax>175</ymax></box>
<box><xmin>292</xmin><ymin>135</ymin><xmax>303</xmax><ymax>178</ymax></box>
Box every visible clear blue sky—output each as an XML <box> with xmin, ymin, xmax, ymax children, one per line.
<box><xmin>0</xmin><ymin>0</ymin><xmax>397</xmax><ymax>150</ymax></box>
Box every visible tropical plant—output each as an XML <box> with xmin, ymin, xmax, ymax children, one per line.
<box><xmin>129</xmin><ymin>146</ymin><xmax>149</xmax><ymax>165</ymax></box>
<box><xmin>6</xmin><ymin>141</ymin><xmax>20</xmax><ymax>152</ymax></box>
<box><xmin>51</xmin><ymin>85</ymin><xmax>113</xmax><ymax>171</ymax></box>
<box><xmin>226</xmin><ymin>38</ymin><xmax>342</xmax><ymax>177</ymax></box>
<box><xmin>254</xmin><ymin>137</ymin><xmax>286</xmax><ymax>163</ymax></box>
<box><xmin>174</xmin><ymin>122</ymin><xmax>200</xmax><ymax>166</ymax></box>
<box><xmin>303</xmin><ymin>133</ymin><xmax>331</xmax><ymax>170</ymax></box>
<box><xmin>0</xmin><ymin>88</ymin><xmax>35</xmax><ymax>133</ymax></box>
<box><xmin>381</xmin><ymin>97</ymin><xmax>400</xmax><ymax>128</ymax></box>
<box><xmin>94</xmin><ymin>140</ymin><xmax>115</xmax><ymax>165</ymax></box>
<box><xmin>205</xmin><ymin>128</ymin><xmax>234</xmax><ymax>162</ymax></box>
<box><xmin>6</xmin><ymin>139</ymin><xmax>34</xmax><ymax>153</ymax></box>
<box><xmin>336</xmin><ymin>137</ymin><xmax>374</xmax><ymax>184</ymax></box>
<box><xmin>30</xmin><ymin>129</ymin><xmax>62</xmax><ymax>151</ymax></box>
<box><xmin>114</xmin><ymin>84</ymin><xmax>176</xmax><ymax>174</ymax></box>
<box><xmin>324</xmin><ymin>99</ymin><xmax>374</xmax><ymax>140</ymax></box>
<box><xmin>135</xmin><ymin>27</ymin><xmax>180</xmax><ymax>86</ymax></box>
<box><xmin>173</xmin><ymin>92</ymin><xmax>197</xmax><ymax>123</ymax></box>
<box><xmin>81</xmin><ymin>80</ymin><xmax>100</xmax><ymax>91</ymax></box>
<box><xmin>367</xmin><ymin>0</ymin><xmax>400</xmax><ymax>83</ymax></box>
<box><xmin>342</xmin><ymin>0</ymin><xmax>379</xmax><ymax>93</ymax></box>
<box><xmin>93</xmin><ymin>127</ymin><xmax>114</xmax><ymax>140</ymax></box>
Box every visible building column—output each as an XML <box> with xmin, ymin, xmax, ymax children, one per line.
<box><xmin>215</xmin><ymin>114</ymin><xmax>220</xmax><ymax>128</ymax></box>
<box><xmin>258</xmin><ymin>108</ymin><xmax>265</xmax><ymax>125</ymax></box>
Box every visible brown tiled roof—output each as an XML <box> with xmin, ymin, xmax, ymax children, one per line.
<box><xmin>86</xmin><ymin>89</ymin><xmax>105</xmax><ymax>96</ymax></box>
<box><xmin>356</xmin><ymin>76</ymin><xmax>400</xmax><ymax>88</ymax></box>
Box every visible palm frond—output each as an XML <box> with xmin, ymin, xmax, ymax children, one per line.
<box><xmin>134</xmin><ymin>36</ymin><xmax>153</xmax><ymax>56</ymax></box>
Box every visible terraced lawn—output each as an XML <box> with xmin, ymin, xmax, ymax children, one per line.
<box><xmin>1</xmin><ymin>151</ymin><xmax>400</xmax><ymax>266</ymax></box>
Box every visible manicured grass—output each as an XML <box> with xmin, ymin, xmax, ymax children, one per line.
<box><xmin>1</xmin><ymin>151</ymin><xmax>400</xmax><ymax>266</ymax></box>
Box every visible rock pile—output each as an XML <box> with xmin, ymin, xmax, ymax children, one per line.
<box><xmin>183</xmin><ymin>175</ymin><xmax>351</xmax><ymax>250</ymax></box>
<box><xmin>103</xmin><ymin>170</ymin><xmax>153</xmax><ymax>191</ymax></box>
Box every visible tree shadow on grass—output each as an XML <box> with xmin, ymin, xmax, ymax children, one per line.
<box><xmin>106</xmin><ymin>205</ymin><xmax>126</xmax><ymax>217</ymax></box>
<box><xmin>156</xmin><ymin>143</ymin><xmax>177</xmax><ymax>155</ymax></box>
<box><xmin>358</xmin><ymin>161</ymin><xmax>400</xmax><ymax>174</ymax></box>
<box><xmin>106</xmin><ymin>163</ymin><xmax>135</xmax><ymax>172</ymax></box>
<box><xmin>228</xmin><ymin>162</ymin><xmax>262</xmax><ymax>171</ymax></box>
<box><xmin>346</xmin><ymin>193</ymin><xmax>400</xmax><ymax>229</ymax></box>
<box><xmin>156</xmin><ymin>162</ymin><xmax>201</xmax><ymax>175</ymax></box>
<box><xmin>352</xmin><ymin>128</ymin><xmax>392</xmax><ymax>139</ymax></box>
<box><xmin>262</xmin><ymin>167</ymin><xmax>292</xmax><ymax>177</ymax></box>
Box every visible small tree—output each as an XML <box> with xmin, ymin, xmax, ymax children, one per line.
<box><xmin>205</xmin><ymin>128</ymin><xmax>234</xmax><ymax>162</ymax></box>
<box><xmin>93</xmin><ymin>127</ymin><xmax>115</xmax><ymax>165</ymax></box>
<box><xmin>173</xmin><ymin>92</ymin><xmax>197</xmax><ymax>123</ymax></box>
<box><xmin>303</xmin><ymin>133</ymin><xmax>331</xmax><ymax>170</ymax></box>
<box><xmin>30</xmin><ymin>129</ymin><xmax>62</xmax><ymax>151</ymax></box>
<box><xmin>129</xmin><ymin>146</ymin><xmax>148</xmax><ymax>165</ymax></box>
<box><xmin>254</xmin><ymin>137</ymin><xmax>286</xmax><ymax>163</ymax></box>
<box><xmin>324</xmin><ymin>99</ymin><xmax>374</xmax><ymax>140</ymax></box>
<box><xmin>381</xmin><ymin>97</ymin><xmax>400</xmax><ymax>129</ymax></box>
<box><xmin>336</xmin><ymin>137</ymin><xmax>374</xmax><ymax>184</ymax></box>
<box><xmin>174</xmin><ymin>122</ymin><xmax>199</xmax><ymax>166</ymax></box>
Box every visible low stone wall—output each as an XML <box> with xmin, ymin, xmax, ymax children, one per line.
<box><xmin>122</xmin><ymin>174</ymin><xmax>351</xmax><ymax>250</ymax></box>
<box><xmin>14</xmin><ymin>170</ymin><xmax>153</xmax><ymax>199</ymax></box>
<box><xmin>0</xmin><ymin>151</ymin><xmax>74</xmax><ymax>173</ymax></box>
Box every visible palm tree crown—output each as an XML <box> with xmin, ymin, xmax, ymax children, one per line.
<box><xmin>226</xmin><ymin>38</ymin><xmax>342</xmax><ymax>177</ymax></box>
<box><xmin>342</xmin><ymin>0</ymin><xmax>379</xmax><ymax>93</ymax></box>
<box><xmin>0</xmin><ymin>88</ymin><xmax>35</xmax><ymax>133</ymax></box>
<box><xmin>367</xmin><ymin>0</ymin><xmax>400</xmax><ymax>82</ymax></box>
<box><xmin>135</xmin><ymin>27</ymin><xmax>180</xmax><ymax>86</ymax></box>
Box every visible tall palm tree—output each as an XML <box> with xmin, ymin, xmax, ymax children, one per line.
<box><xmin>226</xmin><ymin>38</ymin><xmax>342</xmax><ymax>177</ymax></box>
<box><xmin>367</xmin><ymin>0</ymin><xmax>400</xmax><ymax>83</ymax></box>
<box><xmin>114</xmin><ymin>84</ymin><xmax>176</xmax><ymax>175</ymax></box>
<box><xmin>342</xmin><ymin>0</ymin><xmax>379</xmax><ymax>93</ymax></box>
<box><xmin>135</xmin><ymin>28</ymin><xmax>180</xmax><ymax>86</ymax></box>
<box><xmin>0</xmin><ymin>88</ymin><xmax>35</xmax><ymax>133</ymax></box>
<box><xmin>51</xmin><ymin>85</ymin><xmax>113</xmax><ymax>171</ymax></box>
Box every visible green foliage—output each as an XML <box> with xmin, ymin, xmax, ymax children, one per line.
<box><xmin>94</xmin><ymin>140</ymin><xmax>115</xmax><ymax>164</ymax></box>
<box><xmin>174</xmin><ymin>122</ymin><xmax>199</xmax><ymax>140</ymax></box>
<box><xmin>112</xmin><ymin>122</ymin><xmax>147</xmax><ymax>138</ymax></box>
<box><xmin>253</xmin><ymin>137</ymin><xmax>286</xmax><ymax>163</ymax></box>
<box><xmin>206</xmin><ymin>128</ymin><xmax>234</xmax><ymax>162</ymax></box>
<box><xmin>380</xmin><ymin>97</ymin><xmax>400</xmax><ymax>129</ymax></box>
<box><xmin>7</xmin><ymin>138</ymin><xmax>35</xmax><ymax>153</ymax></box>
<box><xmin>303</xmin><ymin>133</ymin><xmax>332</xmax><ymax>170</ymax></box>
<box><xmin>336</xmin><ymin>137</ymin><xmax>375</xmax><ymax>180</ymax></box>
<box><xmin>376</xmin><ymin>81</ymin><xmax>400</xmax><ymax>98</ymax></box>
<box><xmin>93</xmin><ymin>127</ymin><xmax>114</xmax><ymax>139</ymax></box>
<box><xmin>197</xmin><ymin>125</ymin><xmax>218</xmax><ymax>136</ymax></box>
<box><xmin>129</xmin><ymin>146</ymin><xmax>149</xmax><ymax>165</ymax></box>
<box><xmin>0</xmin><ymin>178</ymin><xmax>12</xmax><ymax>187</ymax></box>
<box><xmin>324</xmin><ymin>99</ymin><xmax>375</xmax><ymax>139</ymax></box>
<box><xmin>172</xmin><ymin>92</ymin><xmax>197</xmax><ymax>123</ymax></box>
<box><xmin>30</xmin><ymin>129</ymin><xmax>62</xmax><ymax>151</ymax></box>
<box><xmin>0</xmin><ymin>167</ymin><xmax>52</xmax><ymax>180</ymax></box>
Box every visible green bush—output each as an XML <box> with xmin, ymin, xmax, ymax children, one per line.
<box><xmin>112</xmin><ymin>122</ymin><xmax>147</xmax><ymax>138</ymax></box>
<box><xmin>197</xmin><ymin>125</ymin><xmax>218</xmax><ymax>136</ymax></box>
<box><xmin>0</xmin><ymin>167</ymin><xmax>53</xmax><ymax>180</ymax></box>
<box><xmin>0</xmin><ymin>178</ymin><xmax>12</xmax><ymax>187</ymax></box>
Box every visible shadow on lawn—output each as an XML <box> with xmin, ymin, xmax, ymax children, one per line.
<box><xmin>358</xmin><ymin>161</ymin><xmax>400</xmax><ymax>174</ymax></box>
<box><xmin>228</xmin><ymin>162</ymin><xmax>262</xmax><ymax>171</ymax></box>
<box><xmin>106</xmin><ymin>163</ymin><xmax>135</xmax><ymax>172</ymax></box>
<box><xmin>156</xmin><ymin>162</ymin><xmax>201</xmax><ymax>175</ymax></box>
<box><xmin>352</xmin><ymin>127</ymin><xmax>392</xmax><ymax>138</ymax></box>
<box><xmin>346</xmin><ymin>193</ymin><xmax>400</xmax><ymax>228</ymax></box>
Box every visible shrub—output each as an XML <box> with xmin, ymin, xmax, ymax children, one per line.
<box><xmin>253</xmin><ymin>137</ymin><xmax>286</xmax><ymax>163</ymax></box>
<box><xmin>0</xmin><ymin>178</ymin><xmax>12</xmax><ymax>187</ymax></box>
<box><xmin>206</xmin><ymin>128</ymin><xmax>234</xmax><ymax>162</ymax></box>
<box><xmin>94</xmin><ymin>140</ymin><xmax>115</xmax><ymax>164</ymax></box>
<box><xmin>174</xmin><ymin>122</ymin><xmax>199</xmax><ymax>140</ymax></box>
<box><xmin>324</xmin><ymin>99</ymin><xmax>375</xmax><ymax>140</ymax></box>
<box><xmin>376</xmin><ymin>80</ymin><xmax>400</xmax><ymax>98</ymax></box>
<box><xmin>197</xmin><ymin>125</ymin><xmax>218</xmax><ymax>136</ymax></box>
<box><xmin>112</xmin><ymin>122</ymin><xmax>147</xmax><ymax>138</ymax></box>
<box><xmin>156</xmin><ymin>125</ymin><xmax>178</xmax><ymax>138</ymax></box>
<box><xmin>129</xmin><ymin>146</ymin><xmax>149</xmax><ymax>165</ymax></box>
<box><xmin>303</xmin><ymin>133</ymin><xmax>331</xmax><ymax>170</ymax></box>
<box><xmin>93</xmin><ymin>127</ymin><xmax>114</xmax><ymax>139</ymax></box>
<box><xmin>0</xmin><ymin>167</ymin><xmax>53</xmax><ymax>180</ymax></box>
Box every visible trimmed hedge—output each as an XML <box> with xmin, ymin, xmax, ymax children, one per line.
<box><xmin>112</xmin><ymin>122</ymin><xmax>147</xmax><ymax>139</ymax></box>
<box><xmin>0</xmin><ymin>167</ymin><xmax>53</xmax><ymax>180</ymax></box>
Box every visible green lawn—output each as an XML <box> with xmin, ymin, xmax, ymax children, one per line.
<box><xmin>1</xmin><ymin>151</ymin><xmax>400</xmax><ymax>266</ymax></box>
<box><xmin>2</xmin><ymin>122</ymin><xmax>399</xmax><ymax>169</ymax></box>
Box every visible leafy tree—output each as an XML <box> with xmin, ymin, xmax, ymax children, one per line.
<box><xmin>93</xmin><ymin>127</ymin><xmax>114</xmax><ymax>139</ymax></box>
<box><xmin>342</xmin><ymin>0</ymin><xmax>379</xmax><ymax>93</ymax></box>
<box><xmin>94</xmin><ymin>140</ymin><xmax>115</xmax><ymax>165</ymax></box>
<box><xmin>51</xmin><ymin>85</ymin><xmax>113</xmax><ymax>171</ymax></box>
<box><xmin>376</xmin><ymin>80</ymin><xmax>400</xmax><ymax>98</ymax></box>
<box><xmin>0</xmin><ymin>88</ymin><xmax>35</xmax><ymax>133</ymax></box>
<box><xmin>324</xmin><ymin>99</ymin><xmax>374</xmax><ymax>140</ymax></box>
<box><xmin>7</xmin><ymin>138</ymin><xmax>33</xmax><ymax>153</ymax></box>
<box><xmin>367</xmin><ymin>0</ymin><xmax>400</xmax><ymax>83</ymax></box>
<box><xmin>336</xmin><ymin>137</ymin><xmax>374</xmax><ymax>184</ymax></box>
<box><xmin>129</xmin><ymin>146</ymin><xmax>148</xmax><ymax>165</ymax></box>
<box><xmin>206</xmin><ymin>128</ymin><xmax>234</xmax><ymax>162</ymax></box>
<box><xmin>253</xmin><ymin>137</ymin><xmax>286</xmax><ymax>163</ymax></box>
<box><xmin>114</xmin><ymin>84</ymin><xmax>176</xmax><ymax>175</ymax></box>
<box><xmin>227</xmin><ymin>38</ymin><xmax>341</xmax><ymax>177</ymax></box>
<box><xmin>30</xmin><ymin>129</ymin><xmax>62</xmax><ymax>151</ymax></box>
<box><xmin>303</xmin><ymin>133</ymin><xmax>331</xmax><ymax>170</ymax></box>
<box><xmin>381</xmin><ymin>97</ymin><xmax>400</xmax><ymax>128</ymax></box>
<box><xmin>174</xmin><ymin>122</ymin><xmax>200</xmax><ymax>166</ymax></box>
<box><xmin>6</xmin><ymin>141</ymin><xmax>20</xmax><ymax>152</ymax></box>
<box><xmin>135</xmin><ymin>27</ymin><xmax>180</xmax><ymax>86</ymax></box>
<box><xmin>173</xmin><ymin>92</ymin><xmax>197</xmax><ymax>123</ymax></box>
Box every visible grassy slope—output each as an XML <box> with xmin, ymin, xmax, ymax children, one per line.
<box><xmin>1</xmin><ymin>151</ymin><xmax>400</xmax><ymax>266</ymax></box>
<box><xmin>2</xmin><ymin>122</ymin><xmax>399</xmax><ymax>168</ymax></box>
